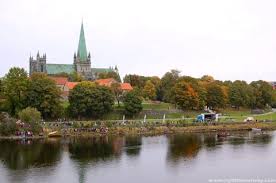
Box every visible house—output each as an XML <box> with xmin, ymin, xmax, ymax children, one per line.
<box><xmin>120</xmin><ymin>83</ymin><xmax>133</xmax><ymax>91</ymax></box>
<box><xmin>95</xmin><ymin>78</ymin><xmax>117</xmax><ymax>87</ymax></box>
<box><xmin>95</xmin><ymin>78</ymin><xmax>133</xmax><ymax>92</ymax></box>
<box><xmin>49</xmin><ymin>76</ymin><xmax>68</xmax><ymax>91</ymax></box>
<box><xmin>49</xmin><ymin>76</ymin><xmax>133</xmax><ymax>100</ymax></box>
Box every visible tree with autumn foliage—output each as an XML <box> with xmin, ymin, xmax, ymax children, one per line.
<box><xmin>206</xmin><ymin>83</ymin><xmax>226</xmax><ymax>109</ymax></box>
<box><xmin>143</xmin><ymin>80</ymin><xmax>156</xmax><ymax>100</ymax></box>
<box><xmin>173</xmin><ymin>80</ymin><xmax>199</xmax><ymax>110</ymax></box>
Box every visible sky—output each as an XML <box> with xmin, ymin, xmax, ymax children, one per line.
<box><xmin>0</xmin><ymin>0</ymin><xmax>275</xmax><ymax>82</ymax></box>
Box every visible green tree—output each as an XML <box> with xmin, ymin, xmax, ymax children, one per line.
<box><xmin>0</xmin><ymin>79</ymin><xmax>5</xmax><ymax>110</ymax></box>
<box><xmin>206</xmin><ymin>83</ymin><xmax>226</xmax><ymax>109</ymax></box>
<box><xmin>123</xmin><ymin>74</ymin><xmax>149</xmax><ymax>89</ymax></box>
<box><xmin>69</xmin><ymin>71</ymin><xmax>84</xmax><ymax>82</ymax></box>
<box><xmin>68</xmin><ymin>81</ymin><xmax>114</xmax><ymax>119</ymax></box>
<box><xmin>160</xmin><ymin>70</ymin><xmax>180</xmax><ymax>103</ymax></box>
<box><xmin>25</xmin><ymin>73</ymin><xmax>62</xmax><ymax>119</ymax></box>
<box><xmin>18</xmin><ymin>107</ymin><xmax>41</xmax><ymax>124</ymax></box>
<box><xmin>143</xmin><ymin>80</ymin><xmax>156</xmax><ymax>100</ymax></box>
<box><xmin>18</xmin><ymin>107</ymin><xmax>42</xmax><ymax>134</ymax></box>
<box><xmin>2</xmin><ymin>67</ymin><xmax>29</xmax><ymax>115</ymax></box>
<box><xmin>250</xmin><ymin>80</ymin><xmax>273</xmax><ymax>108</ymax></box>
<box><xmin>123</xmin><ymin>91</ymin><xmax>143</xmax><ymax>117</ymax></box>
<box><xmin>98</xmin><ymin>71</ymin><xmax>121</xmax><ymax>82</ymax></box>
<box><xmin>272</xmin><ymin>90</ymin><xmax>276</xmax><ymax>108</ymax></box>
<box><xmin>174</xmin><ymin>80</ymin><xmax>199</xmax><ymax>110</ymax></box>
<box><xmin>228</xmin><ymin>80</ymin><xmax>254</xmax><ymax>109</ymax></box>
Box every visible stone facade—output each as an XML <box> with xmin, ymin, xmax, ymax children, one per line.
<box><xmin>29</xmin><ymin>52</ymin><xmax>47</xmax><ymax>75</ymax></box>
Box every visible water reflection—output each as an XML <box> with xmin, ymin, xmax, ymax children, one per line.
<box><xmin>167</xmin><ymin>134</ymin><xmax>202</xmax><ymax>162</ymax></box>
<box><xmin>0</xmin><ymin>139</ymin><xmax>61</xmax><ymax>170</ymax></box>
<box><xmin>0</xmin><ymin>131</ymin><xmax>274</xmax><ymax>183</ymax></box>
<box><xmin>68</xmin><ymin>136</ymin><xmax>124</xmax><ymax>163</ymax></box>
<box><xmin>166</xmin><ymin>131</ymin><xmax>273</xmax><ymax>163</ymax></box>
<box><xmin>124</xmin><ymin>136</ymin><xmax>142</xmax><ymax>156</ymax></box>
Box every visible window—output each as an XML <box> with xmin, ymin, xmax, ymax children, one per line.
<box><xmin>41</xmin><ymin>65</ymin><xmax>44</xmax><ymax>72</ymax></box>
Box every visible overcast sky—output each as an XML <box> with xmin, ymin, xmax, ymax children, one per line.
<box><xmin>0</xmin><ymin>0</ymin><xmax>275</xmax><ymax>81</ymax></box>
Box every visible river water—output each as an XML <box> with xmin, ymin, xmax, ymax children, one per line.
<box><xmin>0</xmin><ymin>131</ymin><xmax>275</xmax><ymax>183</ymax></box>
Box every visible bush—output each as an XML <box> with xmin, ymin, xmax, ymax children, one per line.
<box><xmin>18</xmin><ymin>107</ymin><xmax>42</xmax><ymax>134</ymax></box>
<box><xmin>0</xmin><ymin>117</ymin><xmax>17</xmax><ymax>136</ymax></box>
<box><xmin>18</xmin><ymin>107</ymin><xmax>41</xmax><ymax>124</ymax></box>
<box><xmin>123</xmin><ymin>91</ymin><xmax>143</xmax><ymax>117</ymax></box>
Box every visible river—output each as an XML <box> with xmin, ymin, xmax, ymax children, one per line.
<box><xmin>0</xmin><ymin>131</ymin><xmax>275</xmax><ymax>183</ymax></box>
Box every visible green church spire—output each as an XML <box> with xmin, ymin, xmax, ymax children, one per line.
<box><xmin>77</xmin><ymin>22</ymin><xmax>88</xmax><ymax>62</ymax></box>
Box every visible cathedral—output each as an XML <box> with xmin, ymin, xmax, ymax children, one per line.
<box><xmin>29</xmin><ymin>22</ymin><xmax>116</xmax><ymax>80</ymax></box>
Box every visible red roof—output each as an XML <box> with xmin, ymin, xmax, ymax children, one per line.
<box><xmin>65</xmin><ymin>82</ymin><xmax>79</xmax><ymax>90</ymax></box>
<box><xmin>95</xmin><ymin>78</ymin><xmax>116</xmax><ymax>87</ymax></box>
<box><xmin>49</xmin><ymin>77</ymin><xmax>68</xmax><ymax>85</ymax></box>
<box><xmin>120</xmin><ymin>83</ymin><xmax>133</xmax><ymax>91</ymax></box>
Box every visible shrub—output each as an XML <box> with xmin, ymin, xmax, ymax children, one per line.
<box><xmin>18</xmin><ymin>107</ymin><xmax>42</xmax><ymax>134</ymax></box>
<box><xmin>18</xmin><ymin>107</ymin><xmax>41</xmax><ymax>124</ymax></box>
<box><xmin>0</xmin><ymin>118</ymin><xmax>17</xmax><ymax>136</ymax></box>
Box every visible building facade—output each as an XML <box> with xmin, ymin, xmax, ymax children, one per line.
<box><xmin>29</xmin><ymin>22</ymin><xmax>114</xmax><ymax>80</ymax></box>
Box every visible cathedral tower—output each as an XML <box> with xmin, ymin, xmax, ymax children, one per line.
<box><xmin>74</xmin><ymin>22</ymin><xmax>93</xmax><ymax>80</ymax></box>
<box><xmin>29</xmin><ymin>51</ymin><xmax>47</xmax><ymax>76</ymax></box>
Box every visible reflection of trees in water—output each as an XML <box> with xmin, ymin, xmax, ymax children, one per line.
<box><xmin>124</xmin><ymin>136</ymin><xmax>142</xmax><ymax>156</ymax></box>
<box><xmin>167</xmin><ymin>134</ymin><xmax>202</xmax><ymax>162</ymax></box>
<box><xmin>250</xmin><ymin>133</ymin><xmax>273</xmax><ymax>145</ymax></box>
<box><xmin>0</xmin><ymin>139</ymin><xmax>62</xmax><ymax>170</ymax></box>
<box><xmin>227</xmin><ymin>132</ymin><xmax>273</xmax><ymax>146</ymax></box>
<box><xmin>68</xmin><ymin>136</ymin><xmax>124</xmax><ymax>163</ymax></box>
<box><xmin>68</xmin><ymin>136</ymin><xmax>125</xmax><ymax>183</ymax></box>
<box><xmin>204</xmin><ymin>134</ymin><xmax>217</xmax><ymax>148</ymax></box>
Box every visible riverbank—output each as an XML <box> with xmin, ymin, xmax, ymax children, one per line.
<box><xmin>1</xmin><ymin>122</ymin><xmax>276</xmax><ymax>139</ymax></box>
<box><xmin>60</xmin><ymin>122</ymin><xmax>276</xmax><ymax>137</ymax></box>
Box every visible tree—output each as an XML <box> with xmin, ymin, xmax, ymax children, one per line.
<box><xmin>25</xmin><ymin>73</ymin><xmax>62</xmax><ymax>119</ymax></box>
<box><xmin>228</xmin><ymin>81</ymin><xmax>254</xmax><ymax>109</ymax></box>
<box><xmin>250</xmin><ymin>80</ymin><xmax>273</xmax><ymax>108</ymax></box>
<box><xmin>123</xmin><ymin>91</ymin><xmax>143</xmax><ymax>117</ymax></box>
<box><xmin>18</xmin><ymin>107</ymin><xmax>42</xmax><ymax>134</ymax></box>
<box><xmin>98</xmin><ymin>71</ymin><xmax>121</xmax><ymax>82</ymax></box>
<box><xmin>206</xmin><ymin>83</ymin><xmax>226</xmax><ymax>109</ymax></box>
<box><xmin>68</xmin><ymin>81</ymin><xmax>114</xmax><ymax>119</ymax></box>
<box><xmin>143</xmin><ymin>80</ymin><xmax>156</xmax><ymax>100</ymax></box>
<box><xmin>123</xmin><ymin>74</ymin><xmax>150</xmax><ymax>89</ymax></box>
<box><xmin>2</xmin><ymin>67</ymin><xmax>29</xmax><ymax>115</ymax></box>
<box><xmin>201</xmin><ymin>75</ymin><xmax>215</xmax><ymax>83</ymax></box>
<box><xmin>111</xmin><ymin>82</ymin><xmax>123</xmax><ymax>106</ymax></box>
<box><xmin>177</xmin><ymin>76</ymin><xmax>207</xmax><ymax>109</ymax></box>
<box><xmin>160</xmin><ymin>70</ymin><xmax>180</xmax><ymax>102</ymax></box>
<box><xmin>174</xmin><ymin>81</ymin><xmax>199</xmax><ymax>110</ymax></box>
<box><xmin>69</xmin><ymin>71</ymin><xmax>84</xmax><ymax>82</ymax></box>
<box><xmin>0</xmin><ymin>79</ymin><xmax>5</xmax><ymax>110</ymax></box>
<box><xmin>18</xmin><ymin>107</ymin><xmax>41</xmax><ymax>124</ymax></box>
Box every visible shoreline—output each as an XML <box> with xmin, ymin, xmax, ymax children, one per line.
<box><xmin>1</xmin><ymin>122</ymin><xmax>276</xmax><ymax>139</ymax></box>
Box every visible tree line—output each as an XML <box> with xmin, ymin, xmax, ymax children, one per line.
<box><xmin>0</xmin><ymin>67</ymin><xmax>142</xmax><ymax>120</ymax></box>
<box><xmin>124</xmin><ymin>70</ymin><xmax>276</xmax><ymax>110</ymax></box>
<box><xmin>0</xmin><ymin>67</ymin><xmax>275</xmax><ymax>121</ymax></box>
